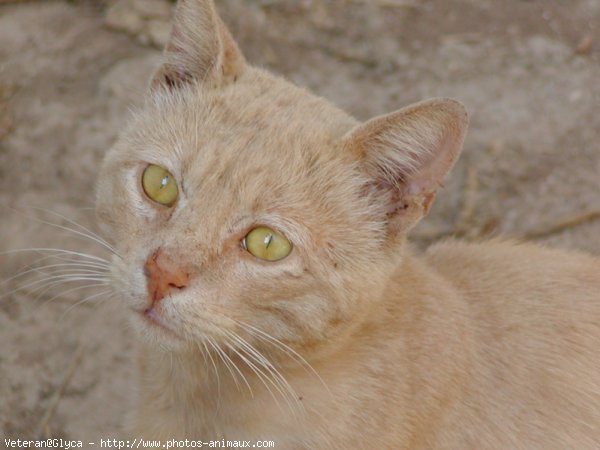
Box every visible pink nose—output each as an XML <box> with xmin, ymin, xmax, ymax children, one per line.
<box><xmin>143</xmin><ymin>249</ymin><xmax>189</xmax><ymax>306</ymax></box>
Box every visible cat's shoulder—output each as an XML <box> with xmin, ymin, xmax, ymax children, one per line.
<box><xmin>425</xmin><ymin>236</ymin><xmax>598</xmax><ymax>264</ymax></box>
<box><xmin>422</xmin><ymin>237</ymin><xmax>600</xmax><ymax>288</ymax></box>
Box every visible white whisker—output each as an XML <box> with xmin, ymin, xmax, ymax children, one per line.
<box><xmin>1</xmin><ymin>248</ymin><xmax>109</xmax><ymax>264</ymax></box>
<box><xmin>1</xmin><ymin>272</ymin><xmax>109</xmax><ymax>300</ymax></box>
<box><xmin>11</xmin><ymin>207</ymin><xmax>119</xmax><ymax>258</ymax></box>
<box><xmin>223</xmin><ymin>337</ymin><xmax>287</xmax><ymax>414</ymax></box>
<box><xmin>27</xmin><ymin>207</ymin><xmax>115</xmax><ymax>251</ymax></box>
<box><xmin>223</xmin><ymin>329</ymin><xmax>301</xmax><ymax>415</ymax></box>
<box><xmin>201</xmin><ymin>339</ymin><xmax>221</xmax><ymax>412</ymax></box>
<box><xmin>220</xmin><ymin>339</ymin><xmax>254</xmax><ymax>398</ymax></box>
<box><xmin>39</xmin><ymin>282</ymin><xmax>111</xmax><ymax>306</ymax></box>
<box><xmin>3</xmin><ymin>262</ymin><xmax>108</xmax><ymax>286</ymax></box>
<box><xmin>207</xmin><ymin>337</ymin><xmax>243</xmax><ymax>393</ymax></box>
<box><xmin>60</xmin><ymin>290</ymin><xmax>114</xmax><ymax>319</ymax></box>
<box><xmin>5</xmin><ymin>253</ymin><xmax>109</xmax><ymax>282</ymax></box>
<box><xmin>236</xmin><ymin>319</ymin><xmax>332</xmax><ymax>399</ymax></box>
<box><xmin>33</xmin><ymin>268</ymin><xmax>108</xmax><ymax>278</ymax></box>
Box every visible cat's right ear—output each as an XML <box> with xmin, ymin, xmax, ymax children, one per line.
<box><xmin>343</xmin><ymin>98</ymin><xmax>468</xmax><ymax>239</ymax></box>
<box><xmin>150</xmin><ymin>0</ymin><xmax>246</xmax><ymax>90</ymax></box>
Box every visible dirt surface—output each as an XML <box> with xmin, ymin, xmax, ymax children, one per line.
<box><xmin>1</xmin><ymin>0</ymin><xmax>599</xmax><ymax>441</ymax></box>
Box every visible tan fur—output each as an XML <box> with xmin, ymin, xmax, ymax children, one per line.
<box><xmin>95</xmin><ymin>1</ymin><xmax>600</xmax><ymax>448</ymax></box>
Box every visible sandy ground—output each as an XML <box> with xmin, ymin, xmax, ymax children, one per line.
<box><xmin>1</xmin><ymin>0</ymin><xmax>599</xmax><ymax>441</ymax></box>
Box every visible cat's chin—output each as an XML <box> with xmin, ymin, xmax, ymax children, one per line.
<box><xmin>129</xmin><ymin>307</ymin><xmax>188</xmax><ymax>350</ymax></box>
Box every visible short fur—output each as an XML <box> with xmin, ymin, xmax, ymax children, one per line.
<box><xmin>95</xmin><ymin>1</ymin><xmax>600</xmax><ymax>448</ymax></box>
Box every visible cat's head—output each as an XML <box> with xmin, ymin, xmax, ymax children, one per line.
<box><xmin>96</xmin><ymin>0</ymin><xmax>468</xmax><ymax>354</ymax></box>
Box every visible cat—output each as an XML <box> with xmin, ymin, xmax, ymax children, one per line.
<box><xmin>95</xmin><ymin>0</ymin><xmax>600</xmax><ymax>447</ymax></box>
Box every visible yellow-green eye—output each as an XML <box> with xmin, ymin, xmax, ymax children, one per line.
<box><xmin>141</xmin><ymin>164</ymin><xmax>178</xmax><ymax>207</ymax></box>
<box><xmin>244</xmin><ymin>226</ymin><xmax>292</xmax><ymax>262</ymax></box>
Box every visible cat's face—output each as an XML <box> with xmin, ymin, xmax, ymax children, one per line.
<box><xmin>97</xmin><ymin>71</ymin><xmax>387</xmax><ymax>351</ymax></box>
<box><xmin>95</xmin><ymin>0</ymin><xmax>467</xmax><ymax>354</ymax></box>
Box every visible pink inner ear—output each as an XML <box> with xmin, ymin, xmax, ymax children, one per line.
<box><xmin>386</xmin><ymin>189</ymin><xmax>411</xmax><ymax>218</ymax></box>
<box><xmin>405</xmin><ymin>129</ymin><xmax>460</xmax><ymax>196</ymax></box>
<box><xmin>362</xmin><ymin>180</ymin><xmax>409</xmax><ymax>218</ymax></box>
<box><xmin>155</xmin><ymin>25</ymin><xmax>196</xmax><ymax>89</ymax></box>
<box><xmin>150</xmin><ymin>64</ymin><xmax>191</xmax><ymax>91</ymax></box>
<box><xmin>164</xmin><ymin>65</ymin><xmax>192</xmax><ymax>88</ymax></box>
<box><xmin>354</xmin><ymin>99</ymin><xmax>467</xmax><ymax>197</ymax></box>
<box><xmin>347</xmin><ymin>99</ymin><xmax>468</xmax><ymax>226</ymax></box>
<box><xmin>149</xmin><ymin>1</ymin><xmax>246</xmax><ymax>91</ymax></box>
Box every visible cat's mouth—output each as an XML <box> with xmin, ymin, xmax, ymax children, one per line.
<box><xmin>132</xmin><ymin>306</ymin><xmax>181</xmax><ymax>339</ymax></box>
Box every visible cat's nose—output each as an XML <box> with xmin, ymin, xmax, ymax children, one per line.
<box><xmin>143</xmin><ymin>249</ymin><xmax>189</xmax><ymax>306</ymax></box>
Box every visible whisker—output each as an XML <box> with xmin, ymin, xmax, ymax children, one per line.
<box><xmin>191</xmin><ymin>305</ymin><xmax>329</xmax><ymax>402</ymax></box>
<box><xmin>224</xmin><ymin>329</ymin><xmax>301</xmax><ymax>415</ymax></box>
<box><xmin>27</xmin><ymin>267</ymin><xmax>109</xmax><ymax>280</ymax></box>
<box><xmin>207</xmin><ymin>337</ymin><xmax>243</xmax><ymax>393</ymax></box>
<box><xmin>5</xmin><ymin>252</ymin><xmax>108</xmax><ymax>281</ymax></box>
<box><xmin>39</xmin><ymin>282</ymin><xmax>111</xmax><ymax>306</ymax></box>
<box><xmin>32</xmin><ymin>260</ymin><xmax>109</xmax><ymax>271</ymax></box>
<box><xmin>3</xmin><ymin>262</ymin><xmax>109</xmax><ymax>286</ymax></box>
<box><xmin>1</xmin><ymin>248</ymin><xmax>110</xmax><ymax>264</ymax></box>
<box><xmin>220</xmin><ymin>338</ymin><xmax>254</xmax><ymax>398</ymax></box>
<box><xmin>1</xmin><ymin>272</ymin><xmax>109</xmax><ymax>300</ymax></box>
<box><xmin>30</xmin><ymin>252</ymin><xmax>109</xmax><ymax>267</ymax></box>
<box><xmin>31</xmin><ymin>268</ymin><xmax>108</xmax><ymax>278</ymax></box>
<box><xmin>60</xmin><ymin>290</ymin><xmax>115</xmax><ymax>319</ymax></box>
<box><xmin>10</xmin><ymin>207</ymin><xmax>119</xmax><ymax>258</ymax></box>
<box><xmin>201</xmin><ymin>339</ymin><xmax>222</xmax><ymax>413</ymax></box>
<box><xmin>32</xmin><ymin>273</ymin><xmax>109</xmax><ymax>285</ymax></box>
<box><xmin>177</xmin><ymin>304</ymin><xmax>319</xmax><ymax>411</ymax></box>
<box><xmin>223</xmin><ymin>337</ymin><xmax>286</xmax><ymax>413</ymax></box>
<box><xmin>169</xmin><ymin>352</ymin><xmax>176</xmax><ymax>382</ymax></box>
<box><xmin>8</xmin><ymin>281</ymin><xmax>113</xmax><ymax>314</ymax></box>
<box><xmin>198</xmin><ymin>339</ymin><xmax>209</xmax><ymax>370</ymax></box>
<box><xmin>236</xmin><ymin>319</ymin><xmax>332</xmax><ymax>399</ymax></box>
<box><xmin>26</xmin><ymin>207</ymin><xmax>115</xmax><ymax>251</ymax></box>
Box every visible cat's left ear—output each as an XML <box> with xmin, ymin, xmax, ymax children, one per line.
<box><xmin>150</xmin><ymin>0</ymin><xmax>246</xmax><ymax>90</ymax></box>
<box><xmin>343</xmin><ymin>98</ymin><xmax>468</xmax><ymax>236</ymax></box>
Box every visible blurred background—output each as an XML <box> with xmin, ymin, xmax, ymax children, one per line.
<box><xmin>1</xmin><ymin>0</ymin><xmax>599</xmax><ymax>440</ymax></box>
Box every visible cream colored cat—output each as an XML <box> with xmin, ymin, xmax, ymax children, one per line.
<box><xmin>95</xmin><ymin>0</ymin><xmax>600</xmax><ymax>448</ymax></box>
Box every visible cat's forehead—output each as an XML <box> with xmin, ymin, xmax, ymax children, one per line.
<box><xmin>131</xmin><ymin>70</ymin><xmax>355</xmax><ymax>169</ymax></box>
<box><xmin>115</xmin><ymin>69</ymin><xmax>366</xmax><ymax>229</ymax></box>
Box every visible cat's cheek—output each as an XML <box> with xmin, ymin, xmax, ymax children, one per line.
<box><xmin>131</xmin><ymin>270</ymin><xmax>150</xmax><ymax>309</ymax></box>
<box><xmin>108</xmin><ymin>254</ymin><xmax>148</xmax><ymax>311</ymax></box>
<box><xmin>236</xmin><ymin>252</ymin><xmax>305</xmax><ymax>280</ymax></box>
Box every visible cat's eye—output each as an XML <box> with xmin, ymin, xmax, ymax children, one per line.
<box><xmin>243</xmin><ymin>226</ymin><xmax>292</xmax><ymax>262</ymax></box>
<box><xmin>141</xmin><ymin>164</ymin><xmax>178</xmax><ymax>207</ymax></box>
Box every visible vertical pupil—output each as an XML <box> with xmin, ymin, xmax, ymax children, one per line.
<box><xmin>263</xmin><ymin>233</ymin><xmax>273</xmax><ymax>248</ymax></box>
<box><xmin>159</xmin><ymin>175</ymin><xmax>169</xmax><ymax>189</ymax></box>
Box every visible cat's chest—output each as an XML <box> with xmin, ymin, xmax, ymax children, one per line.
<box><xmin>132</xmin><ymin>361</ymin><xmax>321</xmax><ymax>442</ymax></box>
<box><xmin>133</xmin><ymin>392</ymin><xmax>313</xmax><ymax>445</ymax></box>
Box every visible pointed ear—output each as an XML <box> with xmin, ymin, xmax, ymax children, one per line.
<box><xmin>344</xmin><ymin>98</ymin><xmax>468</xmax><ymax>236</ymax></box>
<box><xmin>150</xmin><ymin>0</ymin><xmax>246</xmax><ymax>90</ymax></box>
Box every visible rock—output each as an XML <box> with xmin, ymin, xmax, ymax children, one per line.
<box><xmin>104</xmin><ymin>0</ymin><xmax>173</xmax><ymax>48</ymax></box>
<box><xmin>131</xmin><ymin>0</ymin><xmax>172</xmax><ymax>19</ymax></box>
<box><xmin>99</xmin><ymin>54</ymin><xmax>163</xmax><ymax>106</ymax></box>
<box><xmin>105</xmin><ymin>0</ymin><xmax>144</xmax><ymax>36</ymax></box>
<box><xmin>0</xmin><ymin>112</ymin><xmax>13</xmax><ymax>140</ymax></box>
<box><xmin>147</xmin><ymin>18</ymin><xmax>172</xmax><ymax>48</ymax></box>
<box><xmin>575</xmin><ymin>34</ymin><xmax>593</xmax><ymax>55</ymax></box>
